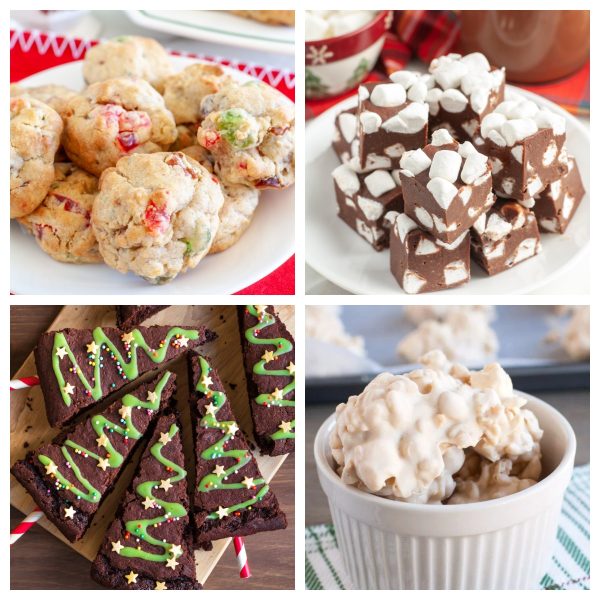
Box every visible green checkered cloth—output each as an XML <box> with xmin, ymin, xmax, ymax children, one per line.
<box><xmin>306</xmin><ymin>464</ymin><xmax>590</xmax><ymax>590</ymax></box>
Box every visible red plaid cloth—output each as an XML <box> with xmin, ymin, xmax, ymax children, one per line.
<box><xmin>307</xmin><ymin>10</ymin><xmax>589</xmax><ymax>119</ymax></box>
<box><xmin>10</xmin><ymin>29</ymin><xmax>295</xmax><ymax>295</ymax></box>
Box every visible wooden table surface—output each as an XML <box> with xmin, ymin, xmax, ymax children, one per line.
<box><xmin>10</xmin><ymin>305</ymin><xmax>295</xmax><ymax>590</ymax></box>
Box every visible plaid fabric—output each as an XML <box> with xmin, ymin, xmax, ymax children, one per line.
<box><xmin>306</xmin><ymin>10</ymin><xmax>589</xmax><ymax>119</ymax></box>
<box><xmin>306</xmin><ymin>464</ymin><xmax>590</xmax><ymax>590</ymax></box>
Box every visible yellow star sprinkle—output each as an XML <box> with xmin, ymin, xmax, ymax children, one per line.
<box><xmin>96</xmin><ymin>433</ymin><xmax>109</xmax><ymax>448</ymax></box>
<box><xmin>262</xmin><ymin>350</ymin><xmax>275</xmax><ymax>363</ymax></box>
<box><xmin>278</xmin><ymin>421</ymin><xmax>293</xmax><ymax>433</ymax></box>
<box><xmin>166</xmin><ymin>557</ymin><xmax>179</xmax><ymax>570</ymax></box>
<box><xmin>125</xmin><ymin>571</ymin><xmax>138</xmax><ymax>585</ymax></box>
<box><xmin>142</xmin><ymin>497</ymin><xmax>156</xmax><ymax>510</ymax></box>
<box><xmin>204</xmin><ymin>403</ymin><xmax>218</xmax><ymax>417</ymax></box>
<box><xmin>119</xmin><ymin>405</ymin><xmax>132</xmax><ymax>419</ymax></box>
<box><xmin>55</xmin><ymin>346</ymin><xmax>68</xmax><ymax>359</ymax></box>
<box><xmin>170</xmin><ymin>544</ymin><xmax>183</xmax><ymax>557</ymax></box>
<box><xmin>227</xmin><ymin>422</ymin><xmax>239</xmax><ymax>436</ymax></box>
<box><xmin>201</xmin><ymin>375</ymin><xmax>213</xmax><ymax>388</ymax></box>
<box><xmin>111</xmin><ymin>540</ymin><xmax>124</xmax><ymax>554</ymax></box>
<box><xmin>242</xmin><ymin>476</ymin><xmax>254</xmax><ymax>489</ymax></box>
<box><xmin>121</xmin><ymin>332</ymin><xmax>135</xmax><ymax>344</ymax></box>
<box><xmin>97</xmin><ymin>457</ymin><xmax>110</xmax><ymax>471</ymax></box>
<box><xmin>254</xmin><ymin>304</ymin><xmax>268</xmax><ymax>315</ymax></box>
<box><xmin>147</xmin><ymin>391</ymin><xmax>158</xmax><ymax>403</ymax></box>
<box><xmin>159</xmin><ymin>431</ymin><xmax>171</xmax><ymax>445</ymax></box>
<box><xmin>154</xmin><ymin>581</ymin><xmax>167</xmax><ymax>590</ymax></box>
<box><xmin>45</xmin><ymin>462</ymin><xmax>58</xmax><ymax>476</ymax></box>
<box><xmin>213</xmin><ymin>464</ymin><xmax>226</xmax><ymax>477</ymax></box>
<box><xmin>86</xmin><ymin>341</ymin><xmax>100</xmax><ymax>354</ymax></box>
<box><xmin>216</xmin><ymin>506</ymin><xmax>229</xmax><ymax>519</ymax></box>
<box><xmin>176</xmin><ymin>336</ymin><xmax>190</xmax><ymax>348</ymax></box>
<box><xmin>64</xmin><ymin>506</ymin><xmax>76</xmax><ymax>519</ymax></box>
<box><xmin>287</xmin><ymin>362</ymin><xmax>296</xmax><ymax>375</ymax></box>
<box><xmin>159</xmin><ymin>479</ymin><xmax>173</xmax><ymax>492</ymax></box>
<box><xmin>62</xmin><ymin>383</ymin><xmax>75</xmax><ymax>396</ymax></box>
<box><xmin>271</xmin><ymin>388</ymin><xmax>284</xmax><ymax>401</ymax></box>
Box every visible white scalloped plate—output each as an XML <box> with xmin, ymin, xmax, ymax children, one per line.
<box><xmin>11</xmin><ymin>56</ymin><xmax>294</xmax><ymax>295</ymax></box>
<box><xmin>305</xmin><ymin>86</ymin><xmax>589</xmax><ymax>295</ymax></box>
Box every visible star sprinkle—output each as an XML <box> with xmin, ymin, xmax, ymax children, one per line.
<box><xmin>254</xmin><ymin>304</ymin><xmax>268</xmax><ymax>315</ymax></box>
<box><xmin>125</xmin><ymin>571</ymin><xmax>138</xmax><ymax>585</ymax></box>
<box><xmin>201</xmin><ymin>375</ymin><xmax>213</xmax><ymax>388</ymax></box>
<box><xmin>262</xmin><ymin>350</ymin><xmax>275</xmax><ymax>363</ymax></box>
<box><xmin>166</xmin><ymin>556</ymin><xmax>179</xmax><ymax>570</ymax></box>
<box><xmin>119</xmin><ymin>405</ymin><xmax>132</xmax><ymax>419</ymax></box>
<box><xmin>226</xmin><ymin>422</ymin><xmax>239</xmax><ymax>436</ymax></box>
<box><xmin>97</xmin><ymin>457</ymin><xmax>110</xmax><ymax>471</ymax></box>
<box><xmin>176</xmin><ymin>335</ymin><xmax>190</xmax><ymax>348</ymax></box>
<box><xmin>242</xmin><ymin>476</ymin><xmax>254</xmax><ymax>489</ymax></box>
<box><xmin>279</xmin><ymin>421</ymin><xmax>293</xmax><ymax>433</ymax></box>
<box><xmin>159</xmin><ymin>431</ymin><xmax>171</xmax><ymax>445</ymax></box>
<box><xmin>271</xmin><ymin>388</ymin><xmax>284</xmax><ymax>401</ymax></box>
<box><xmin>96</xmin><ymin>433</ymin><xmax>109</xmax><ymax>448</ymax></box>
<box><xmin>154</xmin><ymin>582</ymin><xmax>167</xmax><ymax>590</ymax></box>
<box><xmin>62</xmin><ymin>383</ymin><xmax>75</xmax><ymax>396</ymax></box>
<box><xmin>213</xmin><ymin>464</ymin><xmax>226</xmax><ymax>477</ymax></box>
<box><xmin>64</xmin><ymin>506</ymin><xmax>76</xmax><ymax>520</ymax></box>
<box><xmin>142</xmin><ymin>496</ymin><xmax>156</xmax><ymax>510</ymax></box>
<box><xmin>121</xmin><ymin>332</ymin><xmax>135</xmax><ymax>344</ymax></box>
<box><xmin>86</xmin><ymin>341</ymin><xmax>100</xmax><ymax>354</ymax></box>
<box><xmin>159</xmin><ymin>479</ymin><xmax>173</xmax><ymax>492</ymax></box>
<box><xmin>55</xmin><ymin>346</ymin><xmax>68</xmax><ymax>359</ymax></box>
<box><xmin>170</xmin><ymin>544</ymin><xmax>183</xmax><ymax>557</ymax></box>
<box><xmin>147</xmin><ymin>390</ymin><xmax>158</xmax><ymax>403</ymax></box>
<box><xmin>287</xmin><ymin>362</ymin><xmax>296</xmax><ymax>375</ymax></box>
<box><xmin>216</xmin><ymin>506</ymin><xmax>229</xmax><ymax>519</ymax></box>
<box><xmin>45</xmin><ymin>461</ymin><xmax>58</xmax><ymax>476</ymax></box>
<box><xmin>111</xmin><ymin>540</ymin><xmax>124</xmax><ymax>554</ymax></box>
<box><xmin>204</xmin><ymin>403</ymin><xmax>218</xmax><ymax>417</ymax></box>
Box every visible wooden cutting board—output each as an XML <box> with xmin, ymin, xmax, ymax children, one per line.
<box><xmin>10</xmin><ymin>304</ymin><xmax>294</xmax><ymax>586</ymax></box>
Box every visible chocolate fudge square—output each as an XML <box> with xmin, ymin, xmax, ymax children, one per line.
<box><xmin>332</xmin><ymin>108</ymin><xmax>358</xmax><ymax>164</ymax></box>
<box><xmin>388</xmin><ymin>211</ymin><xmax>470</xmax><ymax>294</ymax></box>
<box><xmin>11</xmin><ymin>372</ymin><xmax>176</xmax><ymax>543</ymax></box>
<box><xmin>471</xmin><ymin>200</ymin><xmax>541</xmax><ymax>275</ymax></box>
<box><xmin>399</xmin><ymin>128</ymin><xmax>494</xmax><ymax>244</ymax></box>
<box><xmin>188</xmin><ymin>353</ymin><xmax>287</xmax><ymax>547</ymax></box>
<box><xmin>333</xmin><ymin>164</ymin><xmax>404</xmax><ymax>251</ymax></box>
<box><xmin>91</xmin><ymin>411</ymin><xmax>200</xmax><ymax>590</ymax></box>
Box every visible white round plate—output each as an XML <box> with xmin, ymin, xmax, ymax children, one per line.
<box><xmin>11</xmin><ymin>56</ymin><xmax>294</xmax><ymax>295</ymax></box>
<box><xmin>126</xmin><ymin>10</ymin><xmax>294</xmax><ymax>56</ymax></box>
<box><xmin>306</xmin><ymin>86</ymin><xmax>589</xmax><ymax>295</ymax></box>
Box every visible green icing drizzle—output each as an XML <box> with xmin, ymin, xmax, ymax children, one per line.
<box><xmin>244</xmin><ymin>305</ymin><xmax>295</xmax><ymax>440</ymax></box>
<box><xmin>37</xmin><ymin>372</ymin><xmax>171</xmax><ymax>505</ymax></box>
<box><xmin>118</xmin><ymin>422</ymin><xmax>187</xmax><ymax>563</ymax></box>
<box><xmin>51</xmin><ymin>326</ymin><xmax>199</xmax><ymax>407</ymax></box>
<box><xmin>195</xmin><ymin>356</ymin><xmax>269</xmax><ymax>520</ymax></box>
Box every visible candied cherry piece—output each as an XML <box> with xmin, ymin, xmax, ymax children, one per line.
<box><xmin>201</xmin><ymin>130</ymin><xmax>221</xmax><ymax>148</ymax></box>
<box><xmin>144</xmin><ymin>200</ymin><xmax>170</xmax><ymax>234</ymax></box>
<box><xmin>165</xmin><ymin>153</ymin><xmax>198</xmax><ymax>179</ymax></box>
<box><xmin>116</xmin><ymin>131</ymin><xmax>139</xmax><ymax>152</ymax></box>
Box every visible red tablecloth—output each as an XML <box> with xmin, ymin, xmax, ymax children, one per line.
<box><xmin>10</xmin><ymin>29</ymin><xmax>296</xmax><ymax>295</ymax></box>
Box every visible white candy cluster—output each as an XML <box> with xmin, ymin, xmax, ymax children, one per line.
<box><xmin>306</xmin><ymin>306</ymin><xmax>365</xmax><ymax>356</ymax></box>
<box><xmin>426</xmin><ymin>52</ymin><xmax>504</xmax><ymax>116</ymax></box>
<box><xmin>306</xmin><ymin>10</ymin><xmax>378</xmax><ymax>42</ymax></box>
<box><xmin>330</xmin><ymin>350</ymin><xmax>543</xmax><ymax>504</ymax></box>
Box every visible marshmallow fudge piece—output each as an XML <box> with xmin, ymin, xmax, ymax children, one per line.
<box><xmin>357</xmin><ymin>78</ymin><xmax>429</xmax><ymax>170</ymax></box>
<box><xmin>333</xmin><ymin>164</ymin><xmax>403</xmax><ymax>251</ymax></box>
<box><xmin>527</xmin><ymin>155</ymin><xmax>585</xmax><ymax>234</ymax></box>
<box><xmin>387</xmin><ymin>211</ymin><xmax>470</xmax><ymax>294</ymax></box>
<box><xmin>332</xmin><ymin>108</ymin><xmax>358</xmax><ymax>164</ymax></box>
<box><xmin>471</xmin><ymin>200</ymin><xmax>541</xmax><ymax>275</ymax></box>
<box><xmin>426</xmin><ymin>52</ymin><xmax>505</xmax><ymax>143</ymax></box>
<box><xmin>480</xmin><ymin>99</ymin><xmax>568</xmax><ymax>200</ymax></box>
<box><xmin>399</xmin><ymin>129</ymin><xmax>494</xmax><ymax>244</ymax></box>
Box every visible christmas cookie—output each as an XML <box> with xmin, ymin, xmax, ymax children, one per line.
<box><xmin>189</xmin><ymin>353</ymin><xmax>287</xmax><ymax>547</ymax></box>
<box><xmin>62</xmin><ymin>78</ymin><xmax>177</xmax><ymax>176</ymax></box>
<box><xmin>10</xmin><ymin>96</ymin><xmax>63</xmax><ymax>218</ymax></box>
<box><xmin>10</xmin><ymin>83</ymin><xmax>78</xmax><ymax>117</ymax></box>
<box><xmin>197</xmin><ymin>81</ymin><xmax>295</xmax><ymax>189</ymax></box>
<box><xmin>34</xmin><ymin>323</ymin><xmax>213</xmax><ymax>428</ymax></box>
<box><xmin>11</xmin><ymin>371</ymin><xmax>176</xmax><ymax>542</ymax></box>
<box><xmin>82</xmin><ymin>36</ymin><xmax>174</xmax><ymax>92</ymax></box>
<box><xmin>91</xmin><ymin>152</ymin><xmax>224</xmax><ymax>284</ymax></box>
<box><xmin>115</xmin><ymin>305</ymin><xmax>168</xmax><ymax>330</ymax></box>
<box><xmin>18</xmin><ymin>163</ymin><xmax>102</xmax><ymax>264</ymax></box>
<box><xmin>91</xmin><ymin>412</ymin><xmax>200</xmax><ymax>590</ymax></box>
<box><xmin>237</xmin><ymin>305</ymin><xmax>295</xmax><ymax>456</ymax></box>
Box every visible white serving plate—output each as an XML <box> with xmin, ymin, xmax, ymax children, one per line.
<box><xmin>305</xmin><ymin>86</ymin><xmax>589</xmax><ymax>295</ymax></box>
<box><xmin>11</xmin><ymin>56</ymin><xmax>294</xmax><ymax>295</ymax></box>
<box><xmin>127</xmin><ymin>10</ymin><xmax>294</xmax><ymax>55</ymax></box>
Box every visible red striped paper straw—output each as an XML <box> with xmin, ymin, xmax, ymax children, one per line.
<box><xmin>10</xmin><ymin>376</ymin><xmax>40</xmax><ymax>391</ymax></box>
<box><xmin>233</xmin><ymin>536</ymin><xmax>251</xmax><ymax>578</ymax></box>
<box><xmin>10</xmin><ymin>508</ymin><xmax>43</xmax><ymax>545</ymax></box>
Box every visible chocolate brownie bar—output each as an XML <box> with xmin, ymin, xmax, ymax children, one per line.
<box><xmin>115</xmin><ymin>306</ymin><xmax>169</xmax><ymax>330</ymax></box>
<box><xmin>237</xmin><ymin>305</ymin><xmax>295</xmax><ymax>456</ymax></box>
<box><xmin>35</xmin><ymin>324</ymin><xmax>214</xmax><ymax>428</ymax></box>
<box><xmin>91</xmin><ymin>411</ymin><xmax>200</xmax><ymax>590</ymax></box>
<box><xmin>188</xmin><ymin>353</ymin><xmax>287</xmax><ymax>547</ymax></box>
<box><xmin>11</xmin><ymin>372</ymin><xmax>176</xmax><ymax>543</ymax></box>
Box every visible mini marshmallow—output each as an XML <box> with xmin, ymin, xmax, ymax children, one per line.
<box><xmin>429</xmin><ymin>150</ymin><xmax>462</xmax><ymax>183</ymax></box>
<box><xmin>390</xmin><ymin>169</ymin><xmax>402</xmax><ymax>186</ymax></box>
<box><xmin>432</xmin><ymin>60</ymin><xmax>468</xmax><ymax>90</ymax></box>
<box><xmin>460</xmin><ymin>52</ymin><xmax>491</xmax><ymax>73</ymax></box>
<box><xmin>481</xmin><ymin>112</ymin><xmax>507</xmax><ymax>138</ymax></box>
<box><xmin>403</xmin><ymin>270</ymin><xmax>426</xmax><ymax>294</ymax></box>
<box><xmin>359</xmin><ymin>110</ymin><xmax>382</xmax><ymax>134</ymax></box>
<box><xmin>420</xmin><ymin>74</ymin><xmax>435</xmax><ymax>90</ymax></box>
<box><xmin>470</xmin><ymin>88</ymin><xmax>490</xmax><ymax>115</ymax></box>
<box><xmin>473</xmin><ymin>212</ymin><xmax>486</xmax><ymax>234</ymax></box>
<box><xmin>393</xmin><ymin>212</ymin><xmax>418</xmax><ymax>242</ymax></box>
<box><xmin>458</xmin><ymin>141</ymin><xmax>477</xmax><ymax>157</ymax></box>
<box><xmin>414</xmin><ymin>206</ymin><xmax>434</xmax><ymax>228</ymax></box>
<box><xmin>407</xmin><ymin>80</ymin><xmax>428</xmax><ymax>103</ymax></box>
<box><xmin>383</xmin><ymin>143</ymin><xmax>406</xmax><ymax>157</ymax></box>
<box><xmin>432</xmin><ymin>215</ymin><xmax>458</xmax><ymax>232</ymax></box>
<box><xmin>527</xmin><ymin>175</ymin><xmax>544</xmax><ymax>196</ymax></box>
<box><xmin>485</xmin><ymin>213</ymin><xmax>513</xmax><ymax>240</ymax></box>
<box><xmin>364</xmin><ymin>169</ymin><xmax>396</xmax><ymax>198</ymax></box>
<box><xmin>357</xmin><ymin>195</ymin><xmax>385</xmax><ymax>220</ymax></box>
<box><xmin>495</xmin><ymin>100</ymin><xmax>520</xmax><ymax>116</ymax></box>
<box><xmin>437</xmin><ymin>230</ymin><xmax>469</xmax><ymax>250</ymax></box>
<box><xmin>459</xmin><ymin>187</ymin><xmax>472</xmax><ymax>206</ymax></box>
<box><xmin>370</xmin><ymin>83</ymin><xmax>407</xmax><ymax>107</ymax></box>
<box><xmin>488</xmin><ymin>129</ymin><xmax>507</xmax><ymax>147</ymax></box>
<box><xmin>400</xmin><ymin>148</ymin><xmax>432</xmax><ymax>175</ymax></box>
<box><xmin>426</xmin><ymin>88</ymin><xmax>443</xmax><ymax>116</ymax></box>
<box><xmin>431</xmin><ymin>128</ymin><xmax>455</xmax><ymax>146</ymax></box>
<box><xmin>535</xmin><ymin>109</ymin><xmax>566</xmax><ymax>135</ymax></box>
<box><xmin>444</xmin><ymin>260</ymin><xmax>468</xmax><ymax>285</ymax></box>
<box><xmin>338</xmin><ymin>112</ymin><xmax>357</xmax><ymax>143</ymax></box>
<box><xmin>511</xmin><ymin>145</ymin><xmax>524</xmax><ymax>163</ymax></box>
<box><xmin>332</xmin><ymin>164</ymin><xmax>360</xmax><ymax>195</ymax></box>
<box><xmin>358</xmin><ymin>86</ymin><xmax>370</xmax><ymax>101</ymax></box>
<box><xmin>500</xmin><ymin>118</ymin><xmax>538</xmax><ymax>147</ymax></box>
<box><xmin>440</xmin><ymin>89</ymin><xmax>469</xmax><ymax>113</ymax></box>
<box><xmin>461</xmin><ymin>152</ymin><xmax>488</xmax><ymax>184</ymax></box>
<box><xmin>460</xmin><ymin>71</ymin><xmax>494</xmax><ymax>96</ymax></box>
<box><xmin>389</xmin><ymin>70</ymin><xmax>419</xmax><ymax>89</ymax></box>
<box><xmin>382</xmin><ymin>102</ymin><xmax>428</xmax><ymax>134</ymax></box>
<box><xmin>348</xmin><ymin>153</ymin><xmax>392</xmax><ymax>173</ymax></box>
<box><xmin>415</xmin><ymin>238</ymin><xmax>440</xmax><ymax>255</ymax></box>
<box><xmin>510</xmin><ymin>100</ymin><xmax>539</xmax><ymax>119</ymax></box>
<box><xmin>427</xmin><ymin>177</ymin><xmax>458</xmax><ymax>209</ymax></box>
<box><xmin>506</xmin><ymin>238</ymin><xmax>538</xmax><ymax>267</ymax></box>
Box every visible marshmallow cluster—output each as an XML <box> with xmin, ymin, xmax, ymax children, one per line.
<box><xmin>306</xmin><ymin>10</ymin><xmax>377</xmax><ymax>42</ymax></box>
<box><xmin>330</xmin><ymin>350</ymin><xmax>544</xmax><ymax>504</ymax></box>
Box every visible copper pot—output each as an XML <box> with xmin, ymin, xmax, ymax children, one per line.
<box><xmin>458</xmin><ymin>10</ymin><xmax>590</xmax><ymax>83</ymax></box>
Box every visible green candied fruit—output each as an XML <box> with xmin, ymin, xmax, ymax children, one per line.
<box><xmin>216</xmin><ymin>108</ymin><xmax>259</xmax><ymax>149</ymax></box>
<box><xmin>182</xmin><ymin>226</ymin><xmax>212</xmax><ymax>257</ymax></box>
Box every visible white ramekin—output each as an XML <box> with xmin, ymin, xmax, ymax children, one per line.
<box><xmin>314</xmin><ymin>393</ymin><xmax>576</xmax><ymax>590</ymax></box>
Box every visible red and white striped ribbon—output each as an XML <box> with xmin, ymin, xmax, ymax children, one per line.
<box><xmin>10</xmin><ymin>376</ymin><xmax>39</xmax><ymax>391</ymax></box>
<box><xmin>233</xmin><ymin>537</ymin><xmax>251</xmax><ymax>579</ymax></box>
<box><xmin>10</xmin><ymin>508</ymin><xmax>43</xmax><ymax>545</ymax></box>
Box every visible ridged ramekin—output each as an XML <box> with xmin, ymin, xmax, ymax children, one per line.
<box><xmin>314</xmin><ymin>393</ymin><xmax>576</xmax><ymax>589</ymax></box>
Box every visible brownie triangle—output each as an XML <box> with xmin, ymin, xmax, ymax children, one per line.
<box><xmin>237</xmin><ymin>305</ymin><xmax>295</xmax><ymax>455</ymax></box>
<box><xmin>11</xmin><ymin>371</ymin><xmax>177</xmax><ymax>542</ymax></box>
<box><xmin>188</xmin><ymin>352</ymin><xmax>287</xmax><ymax>546</ymax></box>
<box><xmin>91</xmin><ymin>411</ymin><xmax>200</xmax><ymax>590</ymax></box>
<box><xmin>115</xmin><ymin>306</ymin><xmax>169</xmax><ymax>330</ymax></box>
<box><xmin>35</xmin><ymin>323</ymin><xmax>214</xmax><ymax>428</ymax></box>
